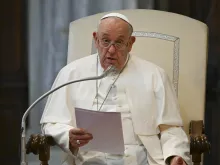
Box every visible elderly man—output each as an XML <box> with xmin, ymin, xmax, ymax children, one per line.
<box><xmin>40</xmin><ymin>13</ymin><xmax>191</xmax><ymax>165</ymax></box>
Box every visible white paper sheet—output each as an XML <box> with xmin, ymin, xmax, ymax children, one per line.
<box><xmin>75</xmin><ymin>107</ymin><xmax>125</xmax><ymax>154</ymax></box>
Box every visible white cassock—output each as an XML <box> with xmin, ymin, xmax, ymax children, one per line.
<box><xmin>40</xmin><ymin>53</ymin><xmax>191</xmax><ymax>165</ymax></box>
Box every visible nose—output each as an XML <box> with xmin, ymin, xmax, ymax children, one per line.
<box><xmin>108</xmin><ymin>44</ymin><xmax>116</xmax><ymax>54</ymax></box>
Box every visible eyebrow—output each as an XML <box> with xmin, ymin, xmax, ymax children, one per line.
<box><xmin>100</xmin><ymin>33</ymin><xmax>126</xmax><ymax>39</ymax></box>
<box><xmin>100</xmin><ymin>33</ymin><xmax>109</xmax><ymax>37</ymax></box>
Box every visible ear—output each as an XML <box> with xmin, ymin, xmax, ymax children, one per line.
<box><xmin>127</xmin><ymin>36</ymin><xmax>136</xmax><ymax>52</ymax></box>
<box><xmin>93</xmin><ymin>32</ymin><xmax>99</xmax><ymax>48</ymax></box>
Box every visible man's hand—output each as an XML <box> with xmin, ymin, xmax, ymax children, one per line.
<box><xmin>170</xmin><ymin>156</ymin><xmax>187</xmax><ymax>165</ymax></box>
<box><xmin>69</xmin><ymin>128</ymin><xmax>93</xmax><ymax>149</ymax></box>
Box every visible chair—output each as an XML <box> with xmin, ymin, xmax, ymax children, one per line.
<box><xmin>26</xmin><ymin>9</ymin><xmax>210</xmax><ymax>165</ymax></box>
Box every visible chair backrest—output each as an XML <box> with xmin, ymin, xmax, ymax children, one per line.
<box><xmin>67</xmin><ymin>9</ymin><xmax>208</xmax><ymax>135</ymax></box>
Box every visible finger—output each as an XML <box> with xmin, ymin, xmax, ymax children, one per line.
<box><xmin>69</xmin><ymin>134</ymin><xmax>93</xmax><ymax>145</ymax></box>
<box><xmin>78</xmin><ymin>141</ymin><xmax>89</xmax><ymax>147</ymax></box>
<box><xmin>176</xmin><ymin>157</ymin><xmax>183</xmax><ymax>164</ymax></box>
<box><xmin>69</xmin><ymin>138</ymin><xmax>90</xmax><ymax>144</ymax></box>
<box><xmin>75</xmin><ymin>139</ymin><xmax>90</xmax><ymax>146</ymax></box>
<box><xmin>70</xmin><ymin>139</ymin><xmax>90</xmax><ymax>148</ymax></box>
<box><xmin>72</xmin><ymin>133</ymin><xmax>93</xmax><ymax>141</ymax></box>
<box><xmin>172</xmin><ymin>157</ymin><xmax>184</xmax><ymax>165</ymax></box>
<box><xmin>69</xmin><ymin>128</ymin><xmax>86</xmax><ymax>135</ymax></box>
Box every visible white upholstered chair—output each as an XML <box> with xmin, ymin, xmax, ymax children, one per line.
<box><xmin>26</xmin><ymin>9</ymin><xmax>210</xmax><ymax>165</ymax></box>
<box><xmin>67</xmin><ymin>9</ymin><xmax>207</xmax><ymax>135</ymax></box>
<box><xmin>67</xmin><ymin>9</ymin><xmax>209</xmax><ymax>165</ymax></box>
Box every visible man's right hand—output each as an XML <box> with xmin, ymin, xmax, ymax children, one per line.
<box><xmin>69</xmin><ymin>128</ymin><xmax>93</xmax><ymax>149</ymax></box>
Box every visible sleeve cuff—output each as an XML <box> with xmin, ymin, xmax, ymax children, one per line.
<box><xmin>42</xmin><ymin>123</ymin><xmax>79</xmax><ymax>157</ymax></box>
<box><xmin>160</xmin><ymin>127</ymin><xmax>191</xmax><ymax>165</ymax></box>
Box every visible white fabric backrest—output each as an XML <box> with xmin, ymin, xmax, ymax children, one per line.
<box><xmin>67</xmin><ymin>9</ymin><xmax>208</xmax><ymax>135</ymax></box>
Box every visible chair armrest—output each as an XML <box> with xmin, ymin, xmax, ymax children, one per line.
<box><xmin>26</xmin><ymin>121</ymin><xmax>211</xmax><ymax>165</ymax></box>
<box><xmin>26</xmin><ymin>134</ymin><xmax>56</xmax><ymax>165</ymax></box>
<box><xmin>189</xmin><ymin>120</ymin><xmax>211</xmax><ymax>165</ymax></box>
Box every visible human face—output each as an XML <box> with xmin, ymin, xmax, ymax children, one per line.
<box><xmin>93</xmin><ymin>18</ymin><xmax>135</xmax><ymax>70</ymax></box>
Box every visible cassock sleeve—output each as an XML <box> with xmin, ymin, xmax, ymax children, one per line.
<box><xmin>40</xmin><ymin>67</ymin><xmax>77</xmax><ymax>156</ymax></box>
<box><xmin>160</xmin><ymin>127</ymin><xmax>191</xmax><ymax>165</ymax></box>
<box><xmin>154</xmin><ymin>68</ymin><xmax>191</xmax><ymax>165</ymax></box>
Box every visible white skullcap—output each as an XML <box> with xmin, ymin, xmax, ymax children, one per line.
<box><xmin>100</xmin><ymin>12</ymin><xmax>132</xmax><ymax>27</ymax></box>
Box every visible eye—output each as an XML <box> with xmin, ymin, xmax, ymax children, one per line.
<box><xmin>116</xmin><ymin>40</ymin><xmax>124</xmax><ymax>45</ymax></box>
<box><xmin>102</xmin><ymin>38</ymin><xmax>110</xmax><ymax>43</ymax></box>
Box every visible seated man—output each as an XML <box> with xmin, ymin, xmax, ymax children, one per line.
<box><xmin>40</xmin><ymin>13</ymin><xmax>191</xmax><ymax>165</ymax></box>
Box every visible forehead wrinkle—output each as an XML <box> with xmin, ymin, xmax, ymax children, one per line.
<box><xmin>98</xmin><ymin>17</ymin><xmax>130</xmax><ymax>37</ymax></box>
<box><xmin>98</xmin><ymin>30</ymin><xmax>128</xmax><ymax>41</ymax></box>
<box><xmin>100</xmin><ymin>32</ymin><xmax>127</xmax><ymax>39</ymax></box>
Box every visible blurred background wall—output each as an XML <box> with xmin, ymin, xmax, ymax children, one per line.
<box><xmin>0</xmin><ymin>0</ymin><xmax>219</xmax><ymax>164</ymax></box>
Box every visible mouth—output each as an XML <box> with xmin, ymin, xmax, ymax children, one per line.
<box><xmin>105</xmin><ymin>57</ymin><xmax>117</xmax><ymax>64</ymax></box>
<box><xmin>107</xmin><ymin>57</ymin><xmax>116</xmax><ymax>60</ymax></box>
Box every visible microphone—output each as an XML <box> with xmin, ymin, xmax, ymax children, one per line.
<box><xmin>20</xmin><ymin>65</ymin><xmax>115</xmax><ymax>165</ymax></box>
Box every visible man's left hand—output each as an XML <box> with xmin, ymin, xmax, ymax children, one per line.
<box><xmin>170</xmin><ymin>156</ymin><xmax>186</xmax><ymax>165</ymax></box>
